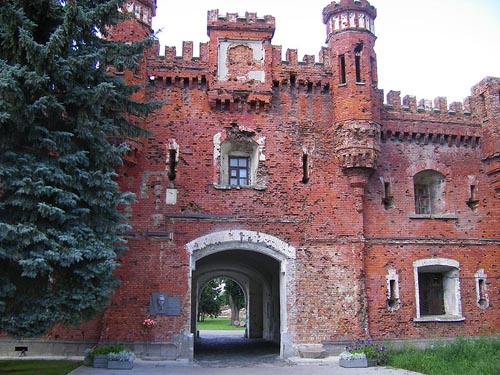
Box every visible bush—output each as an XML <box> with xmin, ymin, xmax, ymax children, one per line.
<box><xmin>93</xmin><ymin>345</ymin><xmax>125</xmax><ymax>355</ymax></box>
<box><xmin>84</xmin><ymin>344</ymin><xmax>126</xmax><ymax>363</ymax></box>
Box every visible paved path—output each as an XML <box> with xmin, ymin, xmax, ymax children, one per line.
<box><xmin>68</xmin><ymin>331</ymin><xmax>423</xmax><ymax>375</ymax></box>
<box><xmin>69</xmin><ymin>358</ymin><xmax>423</xmax><ymax>375</ymax></box>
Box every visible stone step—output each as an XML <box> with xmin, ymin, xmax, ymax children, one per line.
<box><xmin>298</xmin><ymin>345</ymin><xmax>328</xmax><ymax>359</ymax></box>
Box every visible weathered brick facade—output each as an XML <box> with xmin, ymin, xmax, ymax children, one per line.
<box><xmin>9</xmin><ymin>0</ymin><xmax>499</xmax><ymax>360</ymax></box>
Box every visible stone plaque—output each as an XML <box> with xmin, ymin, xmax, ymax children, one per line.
<box><xmin>149</xmin><ymin>292</ymin><xmax>181</xmax><ymax>316</ymax></box>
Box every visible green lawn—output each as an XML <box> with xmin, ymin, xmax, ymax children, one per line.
<box><xmin>0</xmin><ymin>360</ymin><xmax>80</xmax><ymax>375</ymax></box>
<box><xmin>387</xmin><ymin>337</ymin><xmax>500</xmax><ymax>375</ymax></box>
<box><xmin>197</xmin><ymin>317</ymin><xmax>246</xmax><ymax>331</ymax></box>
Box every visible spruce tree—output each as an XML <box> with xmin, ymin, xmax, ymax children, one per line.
<box><xmin>0</xmin><ymin>0</ymin><xmax>154</xmax><ymax>337</ymax></box>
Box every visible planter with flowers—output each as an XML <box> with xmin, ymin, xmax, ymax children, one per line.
<box><xmin>107</xmin><ymin>351</ymin><xmax>136</xmax><ymax>370</ymax></box>
<box><xmin>339</xmin><ymin>339</ymin><xmax>387</xmax><ymax>368</ymax></box>
<box><xmin>84</xmin><ymin>344</ymin><xmax>135</xmax><ymax>369</ymax></box>
<box><xmin>339</xmin><ymin>352</ymin><xmax>370</xmax><ymax>368</ymax></box>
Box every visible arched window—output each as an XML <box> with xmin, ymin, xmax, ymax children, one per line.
<box><xmin>413</xmin><ymin>170</ymin><xmax>445</xmax><ymax>215</ymax></box>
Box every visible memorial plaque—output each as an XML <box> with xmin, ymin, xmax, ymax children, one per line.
<box><xmin>149</xmin><ymin>292</ymin><xmax>181</xmax><ymax>316</ymax></box>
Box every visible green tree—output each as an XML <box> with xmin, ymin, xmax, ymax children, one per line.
<box><xmin>198</xmin><ymin>279</ymin><xmax>223</xmax><ymax>322</ymax></box>
<box><xmin>0</xmin><ymin>0</ymin><xmax>155</xmax><ymax>337</ymax></box>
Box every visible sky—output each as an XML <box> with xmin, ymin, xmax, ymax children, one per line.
<box><xmin>152</xmin><ymin>0</ymin><xmax>500</xmax><ymax>104</ymax></box>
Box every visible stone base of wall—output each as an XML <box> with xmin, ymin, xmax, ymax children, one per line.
<box><xmin>322</xmin><ymin>335</ymin><xmax>500</xmax><ymax>356</ymax></box>
<box><xmin>0</xmin><ymin>339</ymin><xmax>93</xmax><ymax>358</ymax></box>
<box><xmin>0</xmin><ymin>333</ymin><xmax>194</xmax><ymax>361</ymax></box>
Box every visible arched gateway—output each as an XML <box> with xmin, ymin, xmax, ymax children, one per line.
<box><xmin>186</xmin><ymin>230</ymin><xmax>296</xmax><ymax>358</ymax></box>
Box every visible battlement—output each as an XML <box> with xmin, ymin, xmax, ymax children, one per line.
<box><xmin>149</xmin><ymin>38</ymin><xmax>327</xmax><ymax>69</ymax></box>
<box><xmin>381</xmin><ymin>89</ymin><xmax>482</xmax><ymax>151</ymax></box>
<box><xmin>384</xmin><ymin>90</ymin><xmax>472</xmax><ymax>117</ymax></box>
<box><xmin>207</xmin><ymin>10</ymin><xmax>275</xmax><ymax>36</ymax></box>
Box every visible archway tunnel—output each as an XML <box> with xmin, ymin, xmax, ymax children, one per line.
<box><xmin>191</xmin><ymin>249</ymin><xmax>281</xmax><ymax>360</ymax></box>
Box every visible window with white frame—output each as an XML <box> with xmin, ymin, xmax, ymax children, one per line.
<box><xmin>413</xmin><ymin>258</ymin><xmax>464</xmax><ymax>322</ymax></box>
<box><xmin>219</xmin><ymin>140</ymin><xmax>258</xmax><ymax>187</ymax></box>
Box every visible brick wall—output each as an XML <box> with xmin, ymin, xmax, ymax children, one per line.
<box><xmin>46</xmin><ymin>0</ymin><xmax>500</xmax><ymax>352</ymax></box>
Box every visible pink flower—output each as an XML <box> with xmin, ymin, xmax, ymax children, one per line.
<box><xmin>142</xmin><ymin>318</ymin><xmax>157</xmax><ymax>328</ymax></box>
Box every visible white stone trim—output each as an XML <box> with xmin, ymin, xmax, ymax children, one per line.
<box><xmin>186</xmin><ymin>229</ymin><xmax>296</xmax><ymax>262</ymax></box>
<box><xmin>475</xmin><ymin>269</ymin><xmax>489</xmax><ymax>309</ymax></box>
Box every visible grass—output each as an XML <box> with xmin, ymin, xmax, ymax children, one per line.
<box><xmin>197</xmin><ymin>317</ymin><xmax>245</xmax><ymax>331</ymax></box>
<box><xmin>0</xmin><ymin>360</ymin><xmax>80</xmax><ymax>375</ymax></box>
<box><xmin>387</xmin><ymin>337</ymin><xmax>500</xmax><ymax>375</ymax></box>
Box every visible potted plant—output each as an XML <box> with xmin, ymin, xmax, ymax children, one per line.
<box><xmin>339</xmin><ymin>338</ymin><xmax>387</xmax><ymax>368</ymax></box>
<box><xmin>339</xmin><ymin>351</ymin><xmax>369</xmax><ymax>368</ymax></box>
<box><xmin>107</xmin><ymin>351</ymin><xmax>136</xmax><ymax>370</ymax></box>
<box><xmin>85</xmin><ymin>344</ymin><xmax>126</xmax><ymax>368</ymax></box>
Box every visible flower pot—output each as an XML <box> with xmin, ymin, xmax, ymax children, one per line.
<box><xmin>108</xmin><ymin>360</ymin><xmax>134</xmax><ymax>370</ymax></box>
<box><xmin>339</xmin><ymin>357</ymin><xmax>377</xmax><ymax>368</ymax></box>
<box><xmin>339</xmin><ymin>357</ymin><xmax>368</xmax><ymax>368</ymax></box>
<box><xmin>93</xmin><ymin>354</ymin><xmax>108</xmax><ymax>368</ymax></box>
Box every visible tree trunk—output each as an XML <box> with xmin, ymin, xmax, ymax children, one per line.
<box><xmin>229</xmin><ymin>294</ymin><xmax>240</xmax><ymax>325</ymax></box>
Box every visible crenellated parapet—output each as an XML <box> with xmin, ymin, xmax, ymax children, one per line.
<box><xmin>381</xmin><ymin>90</ymin><xmax>483</xmax><ymax>152</ymax></box>
<box><xmin>207</xmin><ymin>10</ymin><xmax>275</xmax><ymax>35</ymax></box>
<box><xmin>384</xmin><ymin>91</ymin><xmax>472</xmax><ymax>115</ymax></box>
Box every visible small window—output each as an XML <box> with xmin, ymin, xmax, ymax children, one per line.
<box><xmin>354</xmin><ymin>43</ymin><xmax>363</xmax><ymax>83</ymax></box>
<box><xmin>386</xmin><ymin>268</ymin><xmax>400</xmax><ymax>311</ymax></box>
<box><xmin>339</xmin><ymin>54</ymin><xmax>346</xmax><ymax>84</ymax></box>
<box><xmin>475</xmin><ymin>269</ymin><xmax>489</xmax><ymax>309</ymax></box>
<box><xmin>229</xmin><ymin>157</ymin><xmax>249</xmax><ymax>186</ymax></box>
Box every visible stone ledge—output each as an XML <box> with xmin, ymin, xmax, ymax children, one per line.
<box><xmin>413</xmin><ymin>315</ymin><xmax>465</xmax><ymax>323</ymax></box>
<box><xmin>409</xmin><ymin>213</ymin><xmax>458</xmax><ymax>220</ymax></box>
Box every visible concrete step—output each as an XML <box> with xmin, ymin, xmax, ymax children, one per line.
<box><xmin>298</xmin><ymin>345</ymin><xmax>328</xmax><ymax>359</ymax></box>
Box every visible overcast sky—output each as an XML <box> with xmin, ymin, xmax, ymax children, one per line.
<box><xmin>152</xmin><ymin>0</ymin><xmax>500</xmax><ymax>104</ymax></box>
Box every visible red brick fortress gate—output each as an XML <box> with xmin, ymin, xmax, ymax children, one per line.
<box><xmin>1</xmin><ymin>0</ymin><xmax>499</xmax><ymax>361</ymax></box>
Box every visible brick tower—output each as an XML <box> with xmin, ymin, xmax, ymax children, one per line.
<box><xmin>107</xmin><ymin>1</ymin><xmax>157</xmax><ymax>95</ymax></box>
<box><xmin>323</xmin><ymin>0</ymin><xmax>382</xmax><ymax>213</ymax></box>
<box><xmin>473</xmin><ymin>77</ymin><xmax>500</xmax><ymax>198</ymax></box>
<box><xmin>113</xmin><ymin>0</ymin><xmax>156</xmax><ymax>42</ymax></box>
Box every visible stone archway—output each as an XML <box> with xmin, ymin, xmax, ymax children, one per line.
<box><xmin>186</xmin><ymin>230</ymin><xmax>296</xmax><ymax>358</ymax></box>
